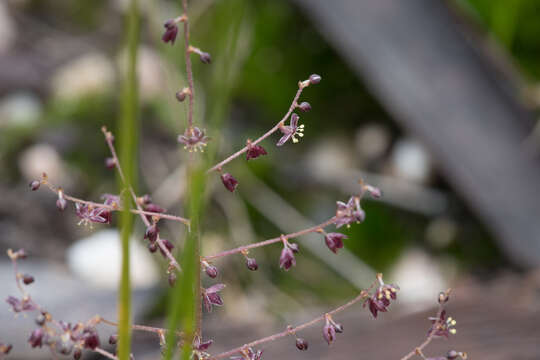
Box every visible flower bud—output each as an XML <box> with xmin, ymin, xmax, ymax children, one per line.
<box><xmin>105</xmin><ymin>157</ymin><xmax>116</xmax><ymax>169</ymax></box>
<box><xmin>144</xmin><ymin>224</ymin><xmax>159</xmax><ymax>243</ymax></box>
<box><xmin>56</xmin><ymin>198</ymin><xmax>67</xmax><ymax>211</ymax></box>
<box><xmin>22</xmin><ymin>274</ymin><xmax>35</xmax><ymax>285</ymax></box>
<box><xmin>28</xmin><ymin>328</ymin><xmax>44</xmax><ymax>348</ymax></box>
<box><xmin>295</xmin><ymin>338</ymin><xmax>308</xmax><ymax>351</ymax></box>
<box><xmin>309</xmin><ymin>74</ymin><xmax>321</xmax><ymax>85</ymax></box>
<box><xmin>168</xmin><ymin>272</ymin><xmax>177</xmax><ymax>287</ymax></box>
<box><xmin>298</xmin><ymin>102</ymin><xmax>311</xmax><ymax>112</ymax></box>
<box><xmin>29</xmin><ymin>180</ymin><xmax>40</xmax><ymax>191</ymax></box>
<box><xmin>176</xmin><ymin>90</ymin><xmax>187</xmax><ymax>102</ymax></box>
<box><xmin>438</xmin><ymin>291</ymin><xmax>450</xmax><ymax>304</ymax></box>
<box><xmin>73</xmin><ymin>348</ymin><xmax>82</xmax><ymax>360</ymax></box>
<box><xmin>221</xmin><ymin>173</ymin><xmax>238</xmax><ymax>193</ymax></box>
<box><xmin>148</xmin><ymin>242</ymin><xmax>158</xmax><ymax>253</ymax></box>
<box><xmin>246</xmin><ymin>257</ymin><xmax>258</xmax><ymax>271</ymax></box>
<box><xmin>200</xmin><ymin>52</ymin><xmax>212</xmax><ymax>64</ymax></box>
<box><xmin>35</xmin><ymin>313</ymin><xmax>46</xmax><ymax>326</ymax></box>
<box><xmin>162</xmin><ymin>21</ymin><xmax>178</xmax><ymax>44</ymax></box>
<box><xmin>205</xmin><ymin>264</ymin><xmax>219</xmax><ymax>278</ymax></box>
<box><xmin>109</xmin><ymin>334</ymin><xmax>118</xmax><ymax>345</ymax></box>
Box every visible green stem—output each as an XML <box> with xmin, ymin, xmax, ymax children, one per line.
<box><xmin>117</xmin><ymin>0</ymin><xmax>140</xmax><ymax>359</ymax></box>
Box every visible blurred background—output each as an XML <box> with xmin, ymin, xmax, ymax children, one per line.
<box><xmin>1</xmin><ymin>0</ymin><xmax>540</xmax><ymax>359</ymax></box>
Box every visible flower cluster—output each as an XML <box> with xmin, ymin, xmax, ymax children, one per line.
<box><xmin>363</xmin><ymin>274</ymin><xmax>399</xmax><ymax>318</ymax></box>
<box><xmin>279</xmin><ymin>236</ymin><xmax>299</xmax><ymax>271</ymax></box>
<box><xmin>178</xmin><ymin>126</ymin><xmax>210</xmax><ymax>153</ymax></box>
<box><xmin>322</xmin><ymin>314</ymin><xmax>343</xmax><ymax>345</ymax></box>
<box><xmin>335</xmin><ymin>196</ymin><xmax>365</xmax><ymax>228</ymax></box>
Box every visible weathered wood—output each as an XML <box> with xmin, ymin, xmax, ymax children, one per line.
<box><xmin>292</xmin><ymin>0</ymin><xmax>540</xmax><ymax>266</ymax></box>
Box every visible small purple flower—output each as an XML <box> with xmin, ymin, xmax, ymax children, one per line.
<box><xmin>162</xmin><ymin>20</ymin><xmax>178</xmax><ymax>44</ymax></box>
<box><xmin>246</xmin><ymin>141</ymin><xmax>267</xmax><ymax>161</ymax></box>
<box><xmin>279</xmin><ymin>239</ymin><xmax>298</xmax><ymax>271</ymax></box>
<box><xmin>335</xmin><ymin>196</ymin><xmax>365</xmax><ymax>228</ymax></box>
<box><xmin>145</xmin><ymin>203</ymin><xmax>166</xmax><ymax>214</ymax></box>
<box><xmin>221</xmin><ymin>173</ymin><xmax>239</xmax><ymax>193</ymax></box>
<box><xmin>82</xmin><ymin>327</ymin><xmax>100</xmax><ymax>350</ymax></box>
<box><xmin>73</xmin><ymin>348</ymin><xmax>82</xmax><ymax>360</ymax></box>
<box><xmin>30</xmin><ymin>180</ymin><xmax>41</xmax><ymax>191</ymax></box>
<box><xmin>22</xmin><ymin>274</ymin><xmax>35</xmax><ymax>285</ymax></box>
<box><xmin>204</xmin><ymin>262</ymin><xmax>219</xmax><ymax>278</ymax></box>
<box><xmin>101</xmin><ymin>193</ymin><xmax>121</xmax><ymax>207</ymax></box>
<box><xmin>202</xmin><ymin>283</ymin><xmax>225</xmax><ymax>312</ymax></box>
<box><xmin>192</xmin><ymin>336</ymin><xmax>213</xmax><ymax>360</ymax></box>
<box><xmin>28</xmin><ymin>328</ymin><xmax>44</xmax><ymax>348</ymax></box>
<box><xmin>6</xmin><ymin>296</ymin><xmax>35</xmax><ymax>313</ymax></box>
<box><xmin>75</xmin><ymin>203</ymin><xmax>110</xmax><ymax>226</ymax></box>
<box><xmin>295</xmin><ymin>338</ymin><xmax>308</xmax><ymax>351</ymax></box>
<box><xmin>105</xmin><ymin>157</ymin><xmax>116</xmax><ymax>169</ymax></box>
<box><xmin>324</xmin><ymin>232</ymin><xmax>347</xmax><ymax>254</ymax></box>
<box><xmin>178</xmin><ymin>127</ymin><xmax>210</xmax><ymax>153</ymax></box>
<box><xmin>309</xmin><ymin>74</ymin><xmax>322</xmax><ymax>85</ymax></box>
<box><xmin>277</xmin><ymin>113</ymin><xmax>304</xmax><ymax>146</ymax></box>
<box><xmin>428</xmin><ymin>310</ymin><xmax>457</xmax><ymax>338</ymax></box>
<box><xmin>297</xmin><ymin>101</ymin><xmax>311</xmax><ymax>112</ymax></box>
<box><xmin>231</xmin><ymin>347</ymin><xmax>263</xmax><ymax>360</ymax></box>
<box><xmin>363</xmin><ymin>276</ymin><xmax>399</xmax><ymax>318</ymax></box>
<box><xmin>322</xmin><ymin>315</ymin><xmax>343</xmax><ymax>345</ymax></box>
<box><xmin>199</xmin><ymin>52</ymin><xmax>212</xmax><ymax>64</ymax></box>
<box><xmin>246</xmin><ymin>257</ymin><xmax>258</xmax><ymax>271</ymax></box>
<box><xmin>109</xmin><ymin>334</ymin><xmax>118</xmax><ymax>345</ymax></box>
<box><xmin>144</xmin><ymin>224</ymin><xmax>159</xmax><ymax>243</ymax></box>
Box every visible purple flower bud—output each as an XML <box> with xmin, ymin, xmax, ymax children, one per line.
<box><xmin>30</xmin><ymin>180</ymin><xmax>40</xmax><ymax>191</ymax></box>
<box><xmin>168</xmin><ymin>272</ymin><xmax>177</xmax><ymax>287</ymax></box>
<box><xmin>205</xmin><ymin>264</ymin><xmax>219</xmax><ymax>278</ymax></box>
<box><xmin>148</xmin><ymin>242</ymin><xmax>158</xmax><ymax>253</ymax></box>
<box><xmin>73</xmin><ymin>348</ymin><xmax>82</xmax><ymax>360</ymax></box>
<box><xmin>105</xmin><ymin>157</ymin><xmax>116</xmax><ymax>169</ymax></box>
<box><xmin>162</xmin><ymin>21</ymin><xmax>178</xmax><ymax>44</ymax></box>
<box><xmin>56</xmin><ymin>197</ymin><xmax>67</xmax><ymax>211</ymax></box>
<box><xmin>159</xmin><ymin>239</ymin><xmax>175</xmax><ymax>257</ymax></box>
<box><xmin>22</xmin><ymin>274</ymin><xmax>35</xmax><ymax>285</ymax></box>
<box><xmin>202</xmin><ymin>283</ymin><xmax>225</xmax><ymax>312</ymax></box>
<box><xmin>246</xmin><ymin>143</ymin><xmax>268</xmax><ymax>161</ymax></box>
<box><xmin>298</xmin><ymin>102</ymin><xmax>311</xmax><ymax>112</ymax></box>
<box><xmin>295</xmin><ymin>338</ymin><xmax>308</xmax><ymax>351</ymax></box>
<box><xmin>447</xmin><ymin>351</ymin><xmax>459</xmax><ymax>360</ymax></box>
<box><xmin>145</xmin><ymin>203</ymin><xmax>166</xmax><ymax>213</ymax></box>
<box><xmin>35</xmin><ymin>313</ymin><xmax>46</xmax><ymax>326</ymax></box>
<box><xmin>309</xmin><ymin>74</ymin><xmax>321</xmax><ymax>85</ymax></box>
<box><xmin>109</xmin><ymin>334</ymin><xmax>118</xmax><ymax>345</ymax></box>
<box><xmin>28</xmin><ymin>328</ymin><xmax>44</xmax><ymax>348</ymax></box>
<box><xmin>144</xmin><ymin>224</ymin><xmax>159</xmax><ymax>243</ymax></box>
<box><xmin>246</xmin><ymin>257</ymin><xmax>258</xmax><ymax>271</ymax></box>
<box><xmin>322</xmin><ymin>315</ymin><xmax>342</xmax><ymax>345</ymax></box>
<box><xmin>199</xmin><ymin>52</ymin><xmax>212</xmax><ymax>64</ymax></box>
<box><xmin>176</xmin><ymin>90</ymin><xmax>187</xmax><ymax>102</ymax></box>
<box><xmin>279</xmin><ymin>247</ymin><xmax>296</xmax><ymax>271</ymax></box>
<box><xmin>82</xmin><ymin>328</ymin><xmax>100</xmax><ymax>350</ymax></box>
<box><xmin>221</xmin><ymin>173</ymin><xmax>238</xmax><ymax>193</ymax></box>
<box><xmin>364</xmin><ymin>184</ymin><xmax>382</xmax><ymax>198</ymax></box>
<box><xmin>6</xmin><ymin>295</ymin><xmax>35</xmax><ymax>313</ymax></box>
<box><xmin>324</xmin><ymin>233</ymin><xmax>347</xmax><ymax>254</ymax></box>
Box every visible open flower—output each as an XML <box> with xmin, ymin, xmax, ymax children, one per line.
<box><xmin>335</xmin><ymin>196</ymin><xmax>365</xmax><ymax>228</ymax></box>
<box><xmin>202</xmin><ymin>284</ymin><xmax>225</xmax><ymax>312</ymax></box>
<box><xmin>279</xmin><ymin>237</ymin><xmax>299</xmax><ymax>271</ymax></box>
<box><xmin>231</xmin><ymin>347</ymin><xmax>263</xmax><ymax>360</ymax></box>
<box><xmin>429</xmin><ymin>310</ymin><xmax>457</xmax><ymax>338</ymax></box>
<box><xmin>28</xmin><ymin>328</ymin><xmax>44</xmax><ymax>348</ymax></box>
<box><xmin>322</xmin><ymin>314</ymin><xmax>343</xmax><ymax>345</ymax></box>
<box><xmin>178</xmin><ymin>127</ymin><xmax>210</xmax><ymax>152</ymax></box>
<box><xmin>364</xmin><ymin>274</ymin><xmax>399</xmax><ymax>318</ymax></box>
<box><xmin>75</xmin><ymin>203</ymin><xmax>111</xmax><ymax>226</ymax></box>
<box><xmin>192</xmin><ymin>336</ymin><xmax>213</xmax><ymax>360</ymax></box>
<box><xmin>6</xmin><ymin>295</ymin><xmax>36</xmax><ymax>313</ymax></box>
<box><xmin>324</xmin><ymin>232</ymin><xmax>347</xmax><ymax>254</ymax></box>
<box><xmin>277</xmin><ymin>113</ymin><xmax>304</xmax><ymax>146</ymax></box>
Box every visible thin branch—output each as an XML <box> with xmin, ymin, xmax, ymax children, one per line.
<box><xmin>209</xmin><ymin>283</ymin><xmax>376</xmax><ymax>360</ymax></box>
<box><xmin>94</xmin><ymin>347</ymin><xmax>119</xmax><ymax>360</ymax></box>
<box><xmin>203</xmin><ymin>217</ymin><xmax>337</xmax><ymax>261</ymax></box>
<box><xmin>181</xmin><ymin>0</ymin><xmax>195</xmax><ymax>129</ymax></box>
<box><xmin>399</xmin><ymin>303</ymin><xmax>446</xmax><ymax>360</ymax></box>
<box><xmin>99</xmin><ymin>317</ymin><xmax>183</xmax><ymax>338</ymax></box>
<box><xmin>207</xmin><ymin>80</ymin><xmax>310</xmax><ymax>174</ymax></box>
<box><xmin>102</xmin><ymin>127</ymin><xmax>183</xmax><ymax>272</ymax></box>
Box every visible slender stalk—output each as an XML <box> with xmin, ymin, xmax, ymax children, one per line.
<box><xmin>204</xmin><ymin>217</ymin><xmax>337</xmax><ymax>261</ymax></box>
<box><xmin>117</xmin><ymin>0</ymin><xmax>140</xmax><ymax>357</ymax></box>
<box><xmin>207</xmin><ymin>83</ymin><xmax>306</xmax><ymax>173</ymax></box>
<box><xmin>182</xmin><ymin>0</ymin><xmax>195</xmax><ymax>129</ymax></box>
<box><xmin>209</xmin><ymin>284</ymin><xmax>376</xmax><ymax>360</ymax></box>
<box><xmin>399</xmin><ymin>305</ymin><xmax>445</xmax><ymax>360</ymax></box>
<box><xmin>95</xmin><ymin>347</ymin><xmax>119</xmax><ymax>360</ymax></box>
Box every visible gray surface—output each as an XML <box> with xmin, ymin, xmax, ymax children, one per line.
<box><xmin>293</xmin><ymin>0</ymin><xmax>540</xmax><ymax>266</ymax></box>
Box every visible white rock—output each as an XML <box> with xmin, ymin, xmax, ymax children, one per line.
<box><xmin>0</xmin><ymin>2</ymin><xmax>16</xmax><ymax>54</ymax></box>
<box><xmin>0</xmin><ymin>92</ymin><xmax>41</xmax><ymax>128</ymax></box>
<box><xmin>390</xmin><ymin>139</ymin><xmax>431</xmax><ymax>183</ymax></box>
<box><xmin>50</xmin><ymin>53</ymin><xmax>115</xmax><ymax>100</ymax></box>
<box><xmin>67</xmin><ymin>229</ymin><xmax>159</xmax><ymax>289</ymax></box>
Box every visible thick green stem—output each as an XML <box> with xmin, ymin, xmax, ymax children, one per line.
<box><xmin>117</xmin><ymin>0</ymin><xmax>140</xmax><ymax>359</ymax></box>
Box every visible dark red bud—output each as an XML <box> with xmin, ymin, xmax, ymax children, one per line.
<box><xmin>246</xmin><ymin>257</ymin><xmax>258</xmax><ymax>271</ymax></box>
<box><xmin>200</xmin><ymin>52</ymin><xmax>212</xmax><ymax>64</ymax></box>
<box><xmin>205</xmin><ymin>265</ymin><xmax>218</xmax><ymax>278</ymax></box>
<box><xmin>23</xmin><ymin>274</ymin><xmax>34</xmax><ymax>285</ymax></box>
<box><xmin>309</xmin><ymin>74</ymin><xmax>321</xmax><ymax>85</ymax></box>
<box><xmin>148</xmin><ymin>242</ymin><xmax>158</xmax><ymax>253</ymax></box>
<box><xmin>298</xmin><ymin>102</ymin><xmax>311</xmax><ymax>112</ymax></box>
<box><xmin>144</xmin><ymin>224</ymin><xmax>159</xmax><ymax>242</ymax></box>
<box><xmin>109</xmin><ymin>334</ymin><xmax>118</xmax><ymax>345</ymax></box>
<box><xmin>30</xmin><ymin>180</ymin><xmax>40</xmax><ymax>191</ymax></box>
<box><xmin>221</xmin><ymin>173</ymin><xmax>238</xmax><ymax>193</ymax></box>
<box><xmin>295</xmin><ymin>338</ymin><xmax>308</xmax><ymax>351</ymax></box>
<box><xmin>176</xmin><ymin>91</ymin><xmax>186</xmax><ymax>102</ymax></box>
<box><xmin>105</xmin><ymin>157</ymin><xmax>116</xmax><ymax>169</ymax></box>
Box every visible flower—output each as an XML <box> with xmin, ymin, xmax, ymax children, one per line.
<box><xmin>202</xmin><ymin>284</ymin><xmax>225</xmax><ymax>312</ymax></box>
<box><xmin>231</xmin><ymin>347</ymin><xmax>263</xmax><ymax>360</ymax></box>
<box><xmin>75</xmin><ymin>203</ymin><xmax>111</xmax><ymax>226</ymax></box>
<box><xmin>363</xmin><ymin>275</ymin><xmax>399</xmax><ymax>318</ymax></box>
<box><xmin>162</xmin><ymin>20</ymin><xmax>178</xmax><ymax>44</ymax></box>
<box><xmin>246</xmin><ymin>141</ymin><xmax>267</xmax><ymax>161</ymax></box>
<box><xmin>144</xmin><ymin>224</ymin><xmax>159</xmax><ymax>243</ymax></box>
<box><xmin>105</xmin><ymin>157</ymin><xmax>116</xmax><ymax>169</ymax></box>
<box><xmin>28</xmin><ymin>328</ymin><xmax>44</xmax><ymax>348</ymax></box>
<box><xmin>192</xmin><ymin>336</ymin><xmax>213</xmax><ymax>360</ymax></box>
<box><xmin>22</xmin><ymin>274</ymin><xmax>35</xmax><ymax>285</ymax></box>
<box><xmin>295</xmin><ymin>338</ymin><xmax>308</xmax><ymax>351</ymax></box>
<box><xmin>309</xmin><ymin>74</ymin><xmax>322</xmax><ymax>85</ymax></box>
<box><xmin>322</xmin><ymin>314</ymin><xmax>343</xmax><ymax>345</ymax></box>
<box><xmin>203</xmin><ymin>262</ymin><xmax>219</xmax><ymax>278</ymax></box>
<box><xmin>82</xmin><ymin>327</ymin><xmax>100</xmax><ymax>350</ymax></box>
<box><xmin>246</xmin><ymin>257</ymin><xmax>258</xmax><ymax>271</ymax></box>
<box><xmin>324</xmin><ymin>233</ymin><xmax>347</xmax><ymax>254</ymax></box>
<box><xmin>335</xmin><ymin>196</ymin><xmax>365</xmax><ymax>228</ymax></box>
<box><xmin>0</xmin><ymin>343</ymin><xmax>12</xmax><ymax>355</ymax></box>
<box><xmin>429</xmin><ymin>310</ymin><xmax>457</xmax><ymax>338</ymax></box>
<box><xmin>221</xmin><ymin>173</ymin><xmax>239</xmax><ymax>192</ymax></box>
<box><xmin>178</xmin><ymin>127</ymin><xmax>210</xmax><ymax>152</ymax></box>
<box><xmin>297</xmin><ymin>101</ymin><xmax>311</xmax><ymax>112</ymax></box>
<box><xmin>109</xmin><ymin>334</ymin><xmax>118</xmax><ymax>345</ymax></box>
<box><xmin>29</xmin><ymin>180</ymin><xmax>40</xmax><ymax>191</ymax></box>
<box><xmin>6</xmin><ymin>295</ymin><xmax>35</xmax><ymax>313</ymax></box>
<box><xmin>279</xmin><ymin>238</ymin><xmax>298</xmax><ymax>271</ymax></box>
<box><xmin>277</xmin><ymin>113</ymin><xmax>304</xmax><ymax>146</ymax></box>
<box><xmin>199</xmin><ymin>52</ymin><xmax>212</xmax><ymax>64</ymax></box>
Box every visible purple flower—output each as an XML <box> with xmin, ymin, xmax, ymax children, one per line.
<box><xmin>22</xmin><ymin>274</ymin><xmax>35</xmax><ymax>285</ymax></box>
<box><xmin>279</xmin><ymin>239</ymin><xmax>298</xmax><ymax>271</ymax></box>
<box><xmin>297</xmin><ymin>101</ymin><xmax>311</xmax><ymax>112</ymax></box>
<box><xmin>246</xmin><ymin>141</ymin><xmax>267</xmax><ymax>161</ymax></box>
<box><xmin>204</xmin><ymin>262</ymin><xmax>219</xmax><ymax>278</ymax></box>
<box><xmin>145</xmin><ymin>203</ymin><xmax>166</xmax><ymax>214</ymax></box>
<box><xmin>324</xmin><ymin>233</ymin><xmax>347</xmax><ymax>254</ymax></box>
<box><xmin>322</xmin><ymin>315</ymin><xmax>343</xmax><ymax>345</ymax></box>
<box><xmin>364</xmin><ymin>277</ymin><xmax>399</xmax><ymax>318</ymax></box>
<box><xmin>178</xmin><ymin>127</ymin><xmax>210</xmax><ymax>153</ymax></box>
<box><xmin>75</xmin><ymin>203</ymin><xmax>111</xmax><ymax>226</ymax></box>
<box><xmin>295</xmin><ymin>338</ymin><xmax>308</xmax><ymax>351</ymax></box>
<box><xmin>335</xmin><ymin>196</ymin><xmax>365</xmax><ymax>228</ymax></box>
<box><xmin>6</xmin><ymin>296</ymin><xmax>35</xmax><ymax>313</ymax></box>
<box><xmin>221</xmin><ymin>173</ymin><xmax>239</xmax><ymax>193</ymax></box>
<box><xmin>0</xmin><ymin>343</ymin><xmax>12</xmax><ymax>355</ymax></box>
<box><xmin>309</xmin><ymin>74</ymin><xmax>322</xmax><ymax>85</ymax></box>
<box><xmin>192</xmin><ymin>336</ymin><xmax>213</xmax><ymax>360</ymax></box>
<box><xmin>101</xmin><ymin>193</ymin><xmax>121</xmax><ymax>207</ymax></box>
<box><xmin>28</xmin><ymin>328</ymin><xmax>44</xmax><ymax>348</ymax></box>
<box><xmin>277</xmin><ymin>113</ymin><xmax>304</xmax><ymax>146</ymax></box>
<box><xmin>30</xmin><ymin>180</ymin><xmax>41</xmax><ymax>191</ymax></box>
<box><xmin>82</xmin><ymin>327</ymin><xmax>100</xmax><ymax>350</ymax></box>
<box><xmin>109</xmin><ymin>334</ymin><xmax>118</xmax><ymax>345</ymax></box>
<box><xmin>246</xmin><ymin>257</ymin><xmax>258</xmax><ymax>271</ymax></box>
<box><xmin>231</xmin><ymin>347</ymin><xmax>263</xmax><ymax>360</ymax></box>
<box><xmin>202</xmin><ymin>283</ymin><xmax>225</xmax><ymax>312</ymax></box>
<box><xmin>429</xmin><ymin>310</ymin><xmax>457</xmax><ymax>338</ymax></box>
<box><xmin>105</xmin><ymin>157</ymin><xmax>116</xmax><ymax>169</ymax></box>
<box><xmin>144</xmin><ymin>224</ymin><xmax>159</xmax><ymax>243</ymax></box>
<box><xmin>199</xmin><ymin>52</ymin><xmax>212</xmax><ymax>64</ymax></box>
<box><xmin>162</xmin><ymin>20</ymin><xmax>178</xmax><ymax>44</ymax></box>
